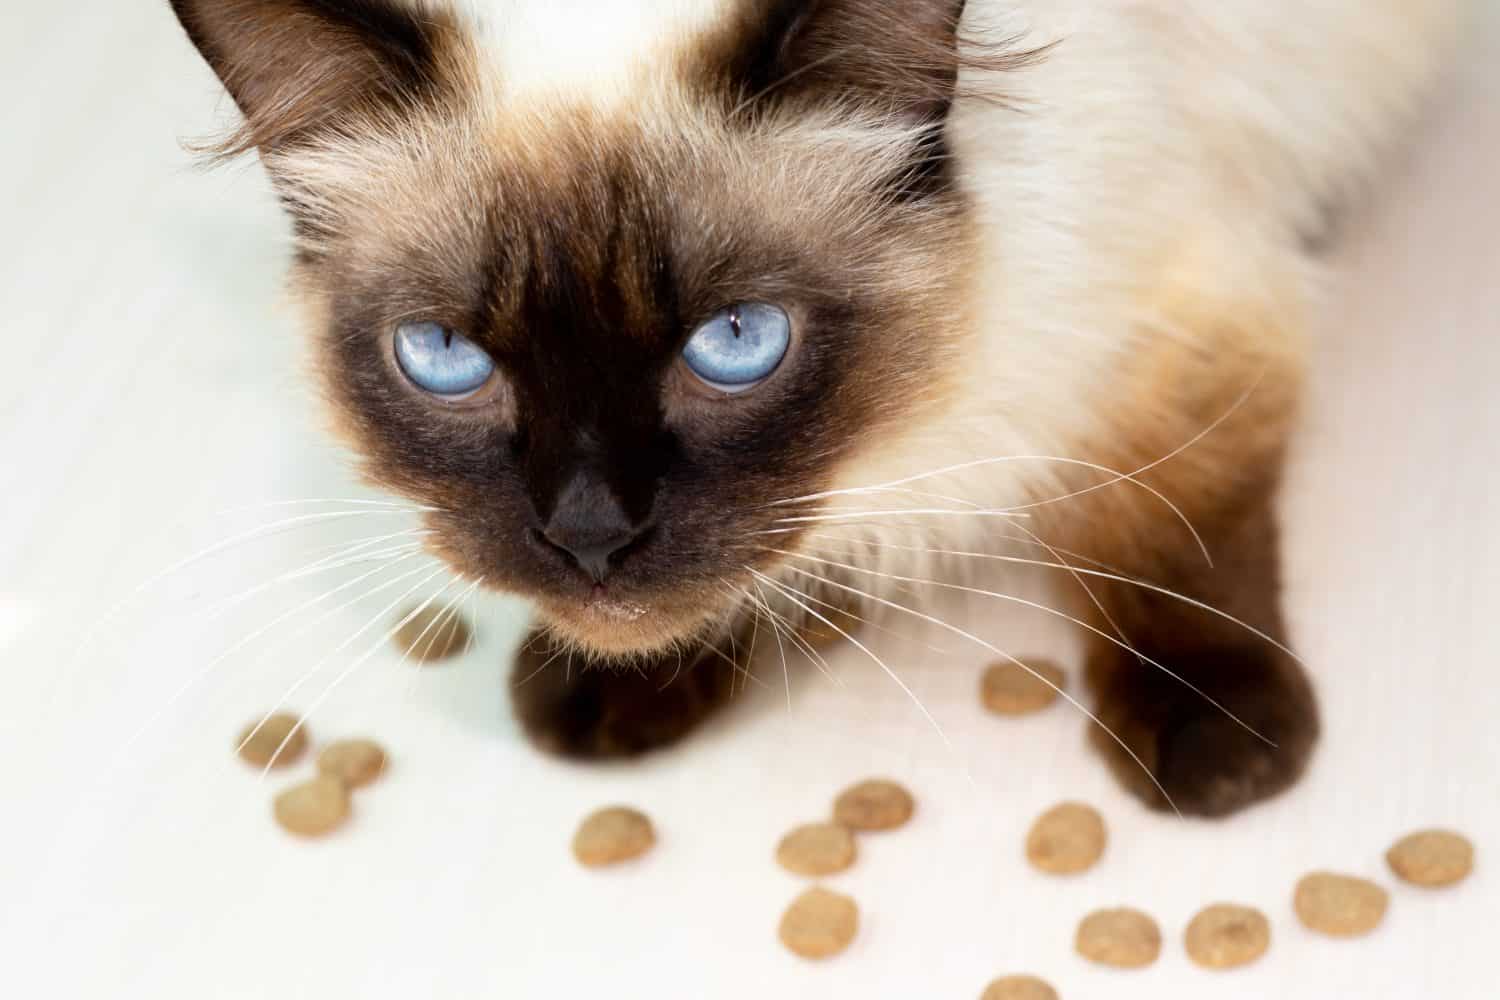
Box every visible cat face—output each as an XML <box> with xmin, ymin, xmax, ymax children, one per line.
<box><xmin>170</xmin><ymin>0</ymin><xmax>1018</xmax><ymax>655</ymax></box>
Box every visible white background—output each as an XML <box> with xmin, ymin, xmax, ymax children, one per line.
<box><xmin>1</xmin><ymin>4</ymin><xmax>1496</xmax><ymax>999</ymax></box>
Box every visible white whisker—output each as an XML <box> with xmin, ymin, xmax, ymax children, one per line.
<box><xmin>773</xmin><ymin>549</ymin><xmax>1274</xmax><ymax>748</ymax></box>
<box><xmin>763</xmin><ymin>560</ymin><xmax>1181</xmax><ymax>817</ymax></box>
<box><xmin>803</xmin><ymin>534</ymin><xmax>1302</xmax><ymax>666</ymax></box>
<box><xmin>121</xmin><ymin>551</ymin><xmax>436</xmax><ymax>756</ymax></box>
<box><xmin>241</xmin><ymin>564</ymin><xmax>455</xmax><ymax>777</ymax></box>
<box><xmin>749</xmin><ymin>567</ymin><xmax>954</xmax><ymax>754</ymax></box>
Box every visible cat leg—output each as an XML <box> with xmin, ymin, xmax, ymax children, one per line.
<box><xmin>1044</xmin><ymin>319</ymin><xmax>1319</xmax><ymax>816</ymax></box>
<box><xmin>1078</xmin><ymin>480</ymin><xmax>1318</xmax><ymax>817</ymax></box>
<box><xmin>508</xmin><ymin>631</ymin><xmax>738</xmax><ymax>759</ymax></box>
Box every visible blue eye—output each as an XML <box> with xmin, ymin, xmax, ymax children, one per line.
<box><xmin>394</xmin><ymin>322</ymin><xmax>496</xmax><ymax>398</ymax></box>
<box><xmin>681</xmin><ymin>303</ymin><xmax>791</xmax><ymax>392</ymax></box>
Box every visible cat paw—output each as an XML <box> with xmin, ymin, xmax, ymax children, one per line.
<box><xmin>1089</xmin><ymin>643</ymin><xmax>1319</xmax><ymax>818</ymax></box>
<box><xmin>509</xmin><ymin>633</ymin><xmax>734</xmax><ymax>760</ymax></box>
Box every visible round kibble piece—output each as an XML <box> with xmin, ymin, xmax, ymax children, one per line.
<box><xmin>572</xmin><ymin>807</ymin><xmax>656</xmax><ymax>868</ymax></box>
<box><xmin>1386</xmin><ymin>829</ymin><xmax>1474</xmax><ymax>888</ymax></box>
<box><xmin>1294</xmin><ymin>872</ymin><xmax>1388</xmax><ymax>937</ymax></box>
<box><xmin>1076</xmin><ymin>908</ymin><xmax>1162</xmax><ymax>969</ymax></box>
<box><xmin>777</xmin><ymin>822</ymin><xmax>857</xmax><ymax>877</ymax></box>
<box><xmin>778</xmin><ymin>887</ymin><xmax>859</xmax><ymax>960</ymax></box>
<box><xmin>317</xmin><ymin>739</ymin><xmax>388</xmax><ymax>789</ymax></box>
<box><xmin>1025</xmin><ymin>802</ymin><xmax>1106</xmax><ymax>875</ymax></box>
<box><xmin>273</xmin><ymin>776</ymin><xmax>350</xmax><ymax>837</ymax></box>
<box><xmin>1184</xmin><ymin>903</ymin><xmax>1271</xmax><ymax>969</ymax></box>
<box><xmin>981</xmin><ymin>658</ymin><xmax>1066</xmax><ymax>716</ymax></box>
<box><xmin>833</xmin><ymin>779</ymin><xmax>914</xmax><ymax>832</ymax></box>
<box><xmin>237</xmin><ymin>713</ymin><xmax>308</xmax><ymax>769</ymax></box>
<box><xmin>981</xmin><ymin>975</ymin><xmax>1059</xmax><ymax>1000</ymax></box>
<box><xmin>393</xmin><ymin>605</ymin><xmax>473</xmax><ymax>663</ymax></box>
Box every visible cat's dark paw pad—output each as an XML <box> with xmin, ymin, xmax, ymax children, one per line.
<box><xmin>1091</xmin><ymin>645</ymin><xmax>1318</xmax><ymax>818</ymax></box>
<box><xmin>509</xmin><ymin>635</ymin><xmax>732</xmax><ymax>760</ymax></box>
<box><xmin>1154</xmin><ymin>712</ymin><xmax>1295</xmax><ymax>818</ymax></box>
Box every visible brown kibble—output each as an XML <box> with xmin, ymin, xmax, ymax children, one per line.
<box><xmin>317</xmin><ymin>739</ymin><xmax>388</xmax><ymax>789</ymax></box>
<box><xmin>778</xmin><ymin>887</ymin><xmax>859</xmax><ymax>960</ymax></box>
<box><xmin>1386</xmin><ymin>830</ymin><xmax>1474</xmax><ymax>888</ymax></box>
<box><xmin>1025</xmin><ymin>802</ymin><xmax>1107</xmax><ymax>875</ymax></box>
<box><xmin>776</xmin><ymin>823</ymin><xmax>857</xmax><ymax>877</ymax></box>
<box><xmin>833</xmin><ymin>779</ymin><xmax>914</xmax><ymax>832</ymax></box>
<box><xmin>393</xmin><ymin>605</ymin><xmax>473</xmax><ymax>663</ymax></box>
<box><xmin>273</xmin><ymin>776</ymin><xmax>350</xmax><ymax>837</ymax></box>
<box><xmin>572</xmin><ymin>807</ymin><xmax>656</xmax><ymax>868</ymax></box>
<box><xmin>236</xmin><ymin>713</ymin><xmax>308</xmax><ymax>769</ymax></box>
<box><xmin>981</xmin><ymin>975</ymin><xmax>1059</xmax><ymax>1000</ymax></box>
<box><xmin>1184</xmin><ymin>904</ymin><xmax>1271</xmax><ymax>969</ymax></box>
<box><xmin>981</xmin><ymin>658</ymin><xmax>1066</xmax><ymax>716</ymax></box>
<box><xmin>1076</xmin><ymin>908</ymin><xmax>1162</xmax><ymax>968</ymax></box>
<box><xmin>1293</xmin><ymin>872</ymin><xmax>1389</xmax><ymax>937</ymax></box>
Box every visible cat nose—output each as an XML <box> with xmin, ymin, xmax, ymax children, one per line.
<box><xmin>539</xmin><ymin>470</ymin><xmax>650</xmax><ymax>584</ymax></box>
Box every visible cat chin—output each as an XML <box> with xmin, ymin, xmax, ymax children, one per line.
<box><xmin>531</xmin><ymin>593</ymin><xmax>726</xmax><ymax>660</ymax></box>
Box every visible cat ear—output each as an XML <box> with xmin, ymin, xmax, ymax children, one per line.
<box><xmin>723</xmin><ymin>0</ymin><xmax>985</xmax><ymax>128</ymax></box>
<box><xmin>168</xmin><ymin>0</ymin><xmax>460</xmax><ymax>157</ymax></box>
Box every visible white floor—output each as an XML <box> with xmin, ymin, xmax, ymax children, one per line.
<box><xmin>2</xmin><ymin>6</ymin><xmax>1496</xmax><ymax>1000</ymax></box>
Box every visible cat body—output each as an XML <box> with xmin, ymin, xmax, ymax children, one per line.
<box><xmin>169</xmin><ymin>0</ymin><xmax>1465</xmax><ymax>815</ymax></box>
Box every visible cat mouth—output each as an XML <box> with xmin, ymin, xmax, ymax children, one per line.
<box><xmin>532</xmin><ymin>584</ymin><xmax>733</xmax><ymax>657</ymax></box>
<box><xmin>582</xmin><ymin>588</ymin><xmax>651</xmax><ymax>624</ymax></box>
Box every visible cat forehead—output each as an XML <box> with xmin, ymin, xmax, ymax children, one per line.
<box><xmin>451</xmin><ymin>0</ymin><xmax>737</xmax><ymax>105</ymax></box>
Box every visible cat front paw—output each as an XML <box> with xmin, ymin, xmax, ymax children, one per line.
<box><xmin>1089</xmin><ymin>642</ymin><xmax>1319</xmax><ymax>818</ymax></box>
<box><xmin>509</xmin><ymin>632</ymin><xmax>734</xmax><ymax>759</ymax></box>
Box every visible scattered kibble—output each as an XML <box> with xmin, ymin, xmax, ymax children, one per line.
<box><xmin>1184</xmin><ymin>903</ymin><xmax>1271</xmax><ymax>969</ymax></box>
<box><xmin>317</xmin><ymin>738</ymin><xmax>388</xmax><ymax>789</ymax></box>
<box><xmin>981</xmin><ymin>658</ymin><xmax>1066</xmax><ymax>716</ymax></box>
<box><xmin>1025</xmin><ymin>802</ymin><xmax>1106</xmax><ymax>875</ymax></box>
<box><xmin>236</xmin><ymin>713</ymin><xmax>308</xmax><ymax>769</ymax></box>
<box><xmin>980</xmin><ymin>974</ymin><xmax>1059</xmax><ymax>1000</ymax></box>
<box><xmin>1294</xmin><ymin>872</ymin><xmax>1388</xmax><ymax>937</ymax></box>
<box><xmin>779</xmin><ymin>887</ymin><xmax>859</xmax><ymax>960</ymax></box>
<box><xmin>1386</xmin><ymin>830</ymin><xmax>1474</xmax><ymax>888</ymax></box>
<box><xmin>572</xmin><ymin>807</ymin><xmax>656</xmax><ymax>868</ymax></box>
<box><xmin>833</xmin><ymin>779</ymin><xmax>914</xmax><ymax>832</ymax></box>
<box><xmin>777</xmin><ymin>822</ymin><xmax>857</xmax><ymax>877</ymax></box>
<box><xmin>1076</xmin><ymin>907</ymin><xmax>1162</xmax><ymax>968</ymax></box>
<box><xmin>273</xmin><ymin>775</ymin><xmax>350</xmax><ymax>837</ymax></box>
<box><xmin>393</xmin><ymin>605</ymin><xmax>473</xmax><ymax>663</ymax></box>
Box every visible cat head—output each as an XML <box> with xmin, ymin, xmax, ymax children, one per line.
<box><xmin>169</xmin><ymin>0</ymin><xmax>1027</xmax><ymax>657</ymax></box>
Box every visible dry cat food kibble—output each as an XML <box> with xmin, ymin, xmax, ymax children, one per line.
<box><xmin>980</xmin><ymin>658</ymin><xmax>1066</xmax><ymax>716</ymax></box>
<box><xmin>778</xmin><ymin>887</ymin><xmax>860</xmax><ymax>960</ymax></box>
<box><xmin>980</xmin><ymin>975</ymin><xmax>1059</xmax><ymax>1000</ymax></box>
<box><xmin>1293</xmin><ymin>872</ymin><xmax>1389</xmax><ymax>937</ymax></box>
<box><xmin>1183</xmin><ymin>903</ymin><xmax>1271</xmax><ymax>969</ymax></box>
<box><xmin>572</xmin><ymin>807</ymin><xmax>656</xmax><ymax>868</ymax></box>
<box><xmin>273</xmin><ymin>775</ymin><xmax>351</xmax><ymax>837</ymax></box>
<box><xmin>1386</xmin><ymin>829</ymin><xmax>1474</xmax><ymax>888</ymax></box>
<box><xmin>392</xmin><ymin>605</ymin><xmax>473</xmax><ymax>663</ymax></box>
<box><xmin>776</xmin><ymin>822</ymin><xmax>857</xmax><ymax>877</ymax></box>
<box><xmin>236</xmin><ymin>713</ymin><xmax>308</xmax><ymax>769</ymax></box>
<box><xmin>1025</xmin><ymin>802</ymin><xmax>1107</xmax><ymax>875</ymax></box>
<box><xmin>317</xmin><ymin>739</ymin><xmax>388</xmax><ymax>789</ymax></box>
<box><xmin>833</xmin><ymin>779</ymin><xmax>915</xmax><ymax>832</ymax></box>
<box><xmin>1075</xmin><ymin>907</ymin><xmax>1162</xmax><ymax>968</ymax></box>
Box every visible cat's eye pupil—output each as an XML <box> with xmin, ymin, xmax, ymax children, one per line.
<box><xmin>682</xmin><ymin>303</ymin><xmax>790</xmax><ymax>393</ymax></box>
<box><xmin>394</xmin><ymin>321</ymin><xmax>496</xmax><ymax>399</ymax></box>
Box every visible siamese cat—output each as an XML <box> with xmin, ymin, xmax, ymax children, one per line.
<box><xmin>168</xmin><ymin>0</ymin><xmax>1463</xmax><ymax>815</ymax></box>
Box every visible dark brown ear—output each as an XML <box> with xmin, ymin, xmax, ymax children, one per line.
<box><xmin>710</xmin><ymin>0</ymin><xmax>1037</xmax><ymax>195</ymax></box>
<box><xmin>724</xmin><ymin>0</ymin><xmax>976</xmax><ymax>122</ymax></box>
<box><xmin>168</xmin><ymin>0</ymin><xmax>460</xmax><ymax>157</ymax></box>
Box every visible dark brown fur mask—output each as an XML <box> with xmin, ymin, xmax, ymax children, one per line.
<box><xmin>169</xmin><ymin>0</ymin><xmax>1028</xmax><ymax>656</ymax></box>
